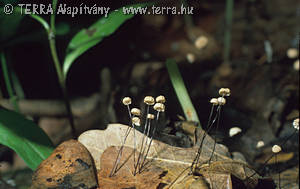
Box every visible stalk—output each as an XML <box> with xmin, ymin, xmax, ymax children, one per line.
<box><xmin>0</xmin><ymin>52</ymin><xmax>19</xmax><ymax>112</ymax></box>
<box><xmin>49</xmin><ymin>0</ymin><xmax>76</xmax><ymax>137</ymax></box>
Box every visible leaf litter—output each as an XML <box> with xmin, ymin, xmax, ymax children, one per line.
<box><xmin>97</xmin><ymin>146</ymin><xmax>164</xmax><ymax>189</ymax></box>
<box><xmin>30</xmin><ymin>123</ymin><xmax>263</xmax><ymax>188</ymax></box>
<box><xmin>77</xmin><ymin>123</ymin><xmax>261</xmax><ymax>189</ymax></box>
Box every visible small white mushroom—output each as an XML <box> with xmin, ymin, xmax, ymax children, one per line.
<box><xmin>287</xmin><ymin>48</ymin><xmax>299</xmax><ymax>59</ymax></box>
<box><xmin>217</xmin><ymin>97</ymin><xmax>226</xmax><ymax>105</ymax></box>
<box><xmin>132</xmin><ymin>117</ymin><xmax>141</xmax><ymax>126</ymax></box>
<box><xmin>155</xmin><ymin>95</ymin><xmax>166</xmax><ymax>103</ymax></box>
<box><xmin>210</xmin><ymin>98</ymin><xmax>218</xmax><ymax>105</ymax></box>
<box><xmin>194</xmin><ymin>36</ymin><xmax>208</xmax><ymax>50</ymax></box>
<box><xmin>144</xmin><ymin>96</ymin><xmax>155</xmax><ymax>105</ymax></box>
<box><xmin>256</xmin><ymin>141</ymin><xmax>265</xmax><ymax>148</ymax></box>
<box><xmin>130</xmin><ymin>108</ymin><xmax>141</xmax><ymax>116</ymax></box>
<box><xmin>272</xmin><ymin>145</ymin><xmax>282</xmax><ymax>153</ymax></box>
<box><xmin>229</xmin><ymin>127</ymin><xmax>242</xmax><ymax>137</ymax></box>
<box><xmin>293</xmin><ymin>118</ymin><xmax>299</xmax><ymax>130</ymax></box>
<box><xmin>154</xmin><ymin>103</ymin><xmax>165</xmax><ymax>112</ymax></box>
<box><xmin>186</xmin><ymin>53</ymin><xmax>196</xmax><ymax>63</ymax></box>
<box><xmin>147</xmin><ymin>114</ymin><xmax>155</xmax><ymax>120</ymax></box>
<box><xmin>219</xmin><ymin>88</ymin><xmax>231</xmax><ymax>97</ymax></box>
<box><xmin>122</xmin><ymin>97</ymin><xmax>132</xmax><ymax>105</ymax></box>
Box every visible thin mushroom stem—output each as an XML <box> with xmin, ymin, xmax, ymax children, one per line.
<box><xmin>191</xmin><ymin>104</ymin><xmax>216</xmax><ymax>173</ymax></box>
<box><xmin>140</xmin><ymin>111</ymin><xmax>160</xmax><ymax>171</ymax></box>
<box><xmin>275</xmin><ymin>154</ymin><xmax>281</xmax><ymax>189</ymax></box>
<box><xmin>111</xmin><ymin>126</ymin><xmax>133</xmax><ymax>175</ymax></box>
<box><xmin>133</xmin><ymin>123</ymin><xmax>136</xmax><ymax>175</ymax></box>
<box><xmin>110</xmin><ymin>104</ymin><xmax>132</xmax><ymax>177</ymax></box>
<box><xmin>239</xmin><ymin>130</ymin><xmax>298</xmax><ymax>188</ymax></box>
<box><xmin>208</xmin><ymin>105</ymin><xmax>222</xmax><ymax>164</ymax></box>
<box><xmin>191</xmin><ymin>90</ymin><xmax>229</xmax><ymax>174</ymax></box>
<box><xmin>139</xmin><ymin>117</ymin><xmax>152</xmax><ymax>172</ymax></box>
<box><xmin>206</xmin><ymin>105</ymin><xmax>217</xmax><ymax>132</ymax></box>
<box><xmin>135</xmin><ymin>106</ymin><xmax>150</xmax><ymax>174</ymax></box>
<box><xmin>207</xmin><ymin>105</ymin><xmax>221</xmax><ymax>133</ymax></box>
<box><xmin>128</xmin><ymin>109</ymin><xmax>141</xmax><ymax>176</ymax></box>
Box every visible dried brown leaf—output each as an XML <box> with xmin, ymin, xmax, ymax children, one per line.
<box><xmin>255</xmin><ymin>151</ymin><xmax>294</xmax><ymax>164</ymax></box>
<box><xmin>188</xmin><ymin>176</ymin><xmax>210</xmax><ymax>189</ymax></box>
<box><xmin>78</xmin><ymin>124</ymin><xmax>259</xmax><ymax>188</ymax></box>
<box><xmin>271</xmin><ymin>166</ymin><xmax>299</xmax><ymax>189</ymax></box>
<box><xmin>175</xmin><ymin>121</ymin><xmax>197</xmax><ymax>145</ymax></box>
<box><xmin>204</xmin><ymin>172</ymin><xmax>232</xmax><ymax>189</ymax></box>
<box><xmin>97</xmin><ymin>146</ymin><xmax>164</xmax><ymax>189</ymax></box>
<box><xmin>30</xmin><ymin>140</ymin><xmax>98</xmax><ymax>189</ymax></box>
<box><xmin>78</xmin><ymin>124</ymin><xmax>231</xmax><ymax>171</ymax></box>
<box><xmin>197</xmin><ymin>161</ymin><xmax>259</xmax><ymax>189</ymax></box>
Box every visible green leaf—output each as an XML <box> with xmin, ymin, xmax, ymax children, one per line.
<box><xmin>63</xmin><ymin>3</ymin><xmax>148</xmax><ymax>77</ymax></box>
<box><xmin>30</xmin><ymin>14</ymin><xmax>50</xmax><ymax>32</ymax></box>
<box><xmin>0</xmin><ymin>52</ymin><xmax>19</xmax><ymax>112</ymax></box>
<box><xmin>0</xmin><ymin>108</ymin><xmax>54</xmax><ymax>170</ymax></box>
<box><xmin>166</xmin><ymin>59</ymin><xmax>201</xmax><ymax>127</ymax></box>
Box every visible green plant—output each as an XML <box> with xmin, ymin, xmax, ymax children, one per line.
<box><xmin>10</xmin><ymin>2</ymin><xmax>150</xmax><ymax>138</ymax></box>
<box><xmin>0</xmin><ymin>52</ymin><xmax>19</xmax><ymax>112</ymax></box>
<box><xmin>166</xmin><ymin>59</ymin><xmax>201</xmax><ymax>126</ymax></box>
<box><xmin>0</xmin><ymin>1</ymin><xmax>150</xmax><ymax>170</ymax></box>
<box><xmin>0</xmin><ymin>108</ymin><xmax>54</xmax><ymax>170</ymax></box>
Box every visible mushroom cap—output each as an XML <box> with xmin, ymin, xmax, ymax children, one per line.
<box><xmin>272</xmin><ymin>145</ymin><xmax>282</xmax><ymax>153</ymax></box>
<box><xmin>122</xmin><ymin>97</ymin><xmax>132</xmax><ymax>105</ymax></box>
<box><xmin>144</xmin><ymin>96</ymin><xmax>155</xmax><ymax>105</ymax></box>
<box><xmin>154</xmin><ymin>103</ymin><xmax>165</xmax><ymax>112</ymax></box>
<box><xmin>229</xmin><ymin>127</ymin><xmax>242</xmax><ymax>137</ymax></box>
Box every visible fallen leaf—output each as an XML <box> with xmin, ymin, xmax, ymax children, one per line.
<box><xmin>171</xmin><ymin>174</ymin><xmax>210</xmax><ymax>189</ymax></box>
<box><xmin>175</xmin><ymin>121</ymin><xmax>197</xmax><ymax>145</ymax></box>
<box><xmin>188</xmin><ymin>176</ymin><xmax>210</xmax><ymax>189</ymax></box>
<box><xmin>78</xmin><ymin>124</ymin><xmax>232</xmax><ymax>171</ymax></box>
<box><xmin>255</xmin><ymin>150</ymin><xmax>294</xmax><ymax>164</ymax></box>
<box><xmin>78</xmin><ymin>124</ymin><xmax>260</xmax><ymax>188</ymax></box>
<box><xmin>97</xmin><ymin>146</ymin><xmax>164</xmax><ymax>189</ymax></box>
<box><xmin>271</xmin><ymin>166</ymin><xmax>299</xmax><ymax>189</ymax></box>
<box><xmin>30</xmin><ymin>140</ymin><xmax>98</xmax><ymax>189</ymax></box>
<box><xmin>203</xmin><ymin>172</ymin><xmax>232</xmax><ymax>189</ymax></box>
<box><xmin>197</xmin><ymin>161</ymin><xmax>259</xmax><ymax>189</ymax></box>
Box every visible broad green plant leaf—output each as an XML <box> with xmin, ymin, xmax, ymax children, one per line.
<box><xmin>63</xmin><ymin>3</ymin><xmax>148</xmax><ymax>77</ymax></box>
<box><xmin>166</xmin><ymin>59</ymin><xmax>201</xmax><ymax>126</ymax></box>
<box><xmin>0</xmin><ymin>108</ymin><xmax>54</xmax><ymax>170</ymax></box>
